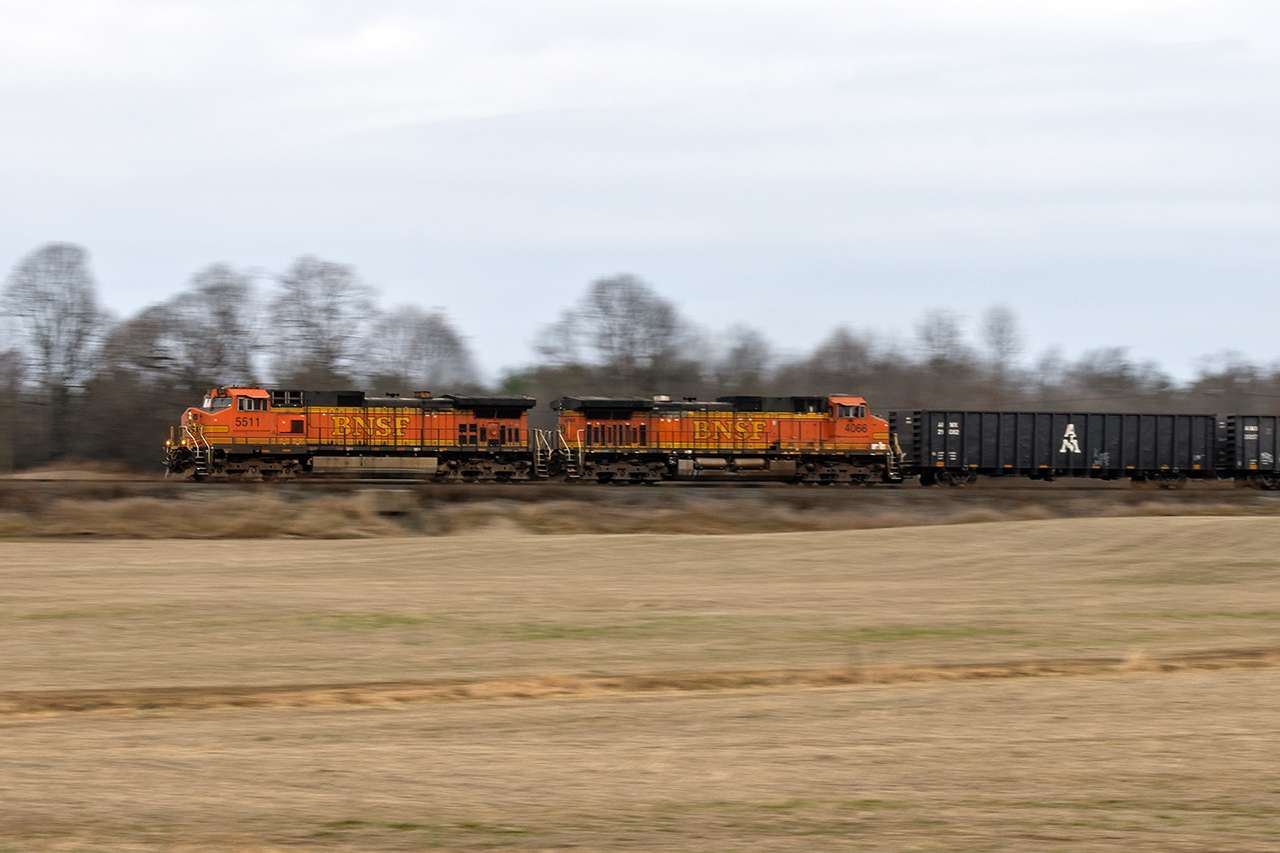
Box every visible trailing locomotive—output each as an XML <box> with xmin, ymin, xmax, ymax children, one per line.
<box><xmin>164</xmin><ymin>386</ymin><xmax>1280</xmax><ymax>488</ymax></box>
<box><xmin>552</xmin><ymin>395</ymin><xmax>897</xmax><ymax>484</ymax></box>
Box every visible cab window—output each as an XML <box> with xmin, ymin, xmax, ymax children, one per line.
<box><xmin>203</xmin><ymin>396</ymin><xmax>233</xmax><ymax>412</ymax></box>
<box><xmin>836</xmin><ymin>404</ymin><xmax>866</xmax><ymax>418</ymax></box>
<box><xmin>237</xmin><ymin>397</ymin><xmax>268</xmax><ymax>412</ymax></box>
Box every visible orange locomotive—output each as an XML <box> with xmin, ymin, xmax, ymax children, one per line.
<box><xmin>164</xmin><ymin>388</ymin><xmax>900</xmax><ymax>483</ymax></box>
<box><xmin>165</xmin><ymin>387</ymin><xmax>536</xmax><ymax>481</ymax></box>
<box><xmin>550</xmin><ymin>395</ymin><xmax>900</xmax><ymax>484</ymax></box>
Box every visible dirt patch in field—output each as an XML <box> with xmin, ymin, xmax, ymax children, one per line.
<box><xmin>4</xmin><ymin>646</ymin><xmax>1278</xmax><ymax>717</ymax></box>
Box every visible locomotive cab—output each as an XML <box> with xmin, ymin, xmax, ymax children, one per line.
<box><xmin>833</xmin><ymin>401</ymin><xmax>867</xmax><ymax>420</ymax></box>
<box><xmin>828</xmin><ymin>396</ymin><xmax>887</xmax><ymax>448</ymax></box>
<box><xmin>184</xmin><ymin>388</ymin><xmax>273</xmax><ymax>436</ymax></box>
<box><xmin>201</xmin><ymin>391</ymin><xmax>233</xmax><ymax>412</ymax></box>
<box><xmin>166</xmin><ymin>387</ymin><xmax>278</xmax><ymax>478</ymax></box>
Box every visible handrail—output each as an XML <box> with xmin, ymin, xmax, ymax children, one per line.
<box><xmin>182</xmin><ymin>422</ymin><xmax>211</xmax><ymax>473</ymax></box>
<box><xmin>532</xmin><ymin>428</ymin><xmax>556</xmax><ymax>473</ymax></box>
<box><xmin>552</xmin><ymin>428</ymin><xmax>584</xmax><ymax>475</ymax></box>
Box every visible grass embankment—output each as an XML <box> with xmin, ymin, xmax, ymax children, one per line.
<box><xmin>2</xmin><ymin>478</ymin><xmax>1279</xmax><ymax>538</ymax></box>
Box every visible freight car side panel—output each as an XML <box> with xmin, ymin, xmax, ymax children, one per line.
<box><xmin>1230</xmin><ymin>415</ymin><xmax>1280</xmax><ymax>473</ymax></box>
<box><xmin>891</xmin><ymin>411</ymin><xmax>1217</xmax><ymax>479</ymax></box>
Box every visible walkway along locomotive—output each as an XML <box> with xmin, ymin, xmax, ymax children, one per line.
<box><xmin>163</xmin><ymin>387</ymin><xmax>1280</xmax><ymax>488</ymax></box>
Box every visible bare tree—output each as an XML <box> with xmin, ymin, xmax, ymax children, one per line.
<box><xmin>533</xmin><ymin>313</ymin><xmax>582</xmax><ymax>367</ymax></box>
<box><xmin>268</xmin><ymin>256</ymin><xmax>374</xmax><ymax>387</ymax></box>
<box><xmin>712</xmin><ymin>325</ymin><xmax>774</xmax><ymax>395</ymax></box>
<box><xmin>811</xmin><ymin>327</ymin><xmax>878</xmax><ymax>379</ymax></box>
<box><xmin>772</xmin><ymin>326</ymin><xmax>886</xmax><ymax>397</ymax></box>
<box><xmin>96</xmin><ymin>304</ymin><xmax>177</xmax><ymax>380</ymax></box>
<box><xmin>79</xmin><ymin>305</ymin><xmax>189</xmax><ymax>470</ymax></box>
<box><xmin>533</xmin><ymin>274</ymin><xmax>695</xmax><ymax>392</ymax></box>
<box><xmin>1065</xmin><ymin>348</ymin><xmax>1173</xmax><ymax>408</ymax></box>
<box><xmin>980</xmin><ymin>305</ymin><xmax>1024</xmax><ymax>383</ymax></box>
<box><xmin>166</xmin><ymin>264</ymin><xmax>259</xmax><ymax>387</ymax></box>
<box><xmin>0</xmin><ymin>346</ymin><xmax>20</xmax><ymax>474</ymax></box>
<box><xmin>366</xmin><ymin>306</ymin><xmax>479</xmax><ymax>392</ymax></box>
<box><xmin>914</xmin><ymin>309</ymin><xmax>970</xmax><ymax>366</ymax></box>
<box><xmin>2</xmin><ymin>243</ymin><xmax>105</xmax><ymax>457</ymax></box>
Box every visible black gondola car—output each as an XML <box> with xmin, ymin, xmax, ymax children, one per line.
<box><xmin>1221</xmin><ymin>415</ymin><xmax>1280</xmax><ymax>488</ymax></box>
<box><xmin>889</xmin><ymin>411</ymin><xmax>1219</xmax><ymax>485</ymax></box>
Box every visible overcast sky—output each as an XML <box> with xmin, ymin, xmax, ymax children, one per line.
<box><xmin>2</xmin><ymin>1</ymin><xmax>1277</xmax><ymax>380</ymax></box>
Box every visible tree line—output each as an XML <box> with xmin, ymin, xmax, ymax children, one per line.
<box><xmin>2</xmin><ymin>242</ymin><xmax>1278</xmax><ymax>472</ymax></box>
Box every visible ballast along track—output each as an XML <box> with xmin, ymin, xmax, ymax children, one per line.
<box><xmin>163</xmin><ymin>387</ymin><xmax>1280</xmax><ymax>490</ymax></box>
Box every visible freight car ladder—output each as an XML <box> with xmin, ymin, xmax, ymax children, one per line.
<box><xmin>1218</xmin><ymin>417</ymin><xmax>1237</xmax><ymax>473</ymax></box>
<box><xmin>885</xmin><ymin>433</ymin><xmax>904</xmax><ymax>483</ymax></box>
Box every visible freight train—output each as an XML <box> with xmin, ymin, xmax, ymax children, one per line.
<box><xmin>163</xmin><ymin>386</ymin><xmax>1280</xmax><ymax>489</ymax></box>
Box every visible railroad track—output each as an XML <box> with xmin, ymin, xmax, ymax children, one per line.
<box><xmin>4</xmin><ymin>476</ymin><xmax>1278</xmax><ymax>516</ymax></box>
<box><xmin>0</xmin><ymin>475</ymin><xmax>1263</xmax><ymax>492</ymax></box>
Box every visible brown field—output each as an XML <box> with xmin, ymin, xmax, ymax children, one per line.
<box><xmin>3</xmin><ymin>517</ymin><xmax>1280</xmax><ymax>850</ymax></box>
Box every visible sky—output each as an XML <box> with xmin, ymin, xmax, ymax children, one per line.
<box><xmin>2</xmin><ymin>1</ymin><xmax>1278</xmax><ymax>381</ymax></box>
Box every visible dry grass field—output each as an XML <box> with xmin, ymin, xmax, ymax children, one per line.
<box><xmin>3</xmin><ymin>516</ymin><xmax>1280</xmax><ymax>850</ymax></box>
<box><xmin>4</xmin><ymin>477</ymin><xmax>1280</xmax><ymax>539</ymax></box>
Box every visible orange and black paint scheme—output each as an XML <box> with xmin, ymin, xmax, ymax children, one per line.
<box><xmin>161</xmin><ymin>389</ymin><xmax>1280</xmax><ymax>488</ymax></box>
<box><xmin>165</xmin><ymin>388</ymin><xmax>899</xmax><ymax>483</ymax></box>
<box><xmin>165</xmin><ymin>388</ymin><xmax>537</xmax><ymax>481</ymax></box>
<box><xmin>550</xmin><ymin>395</ymin><xmax>899</xmax><ymax>484</ymax></box>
